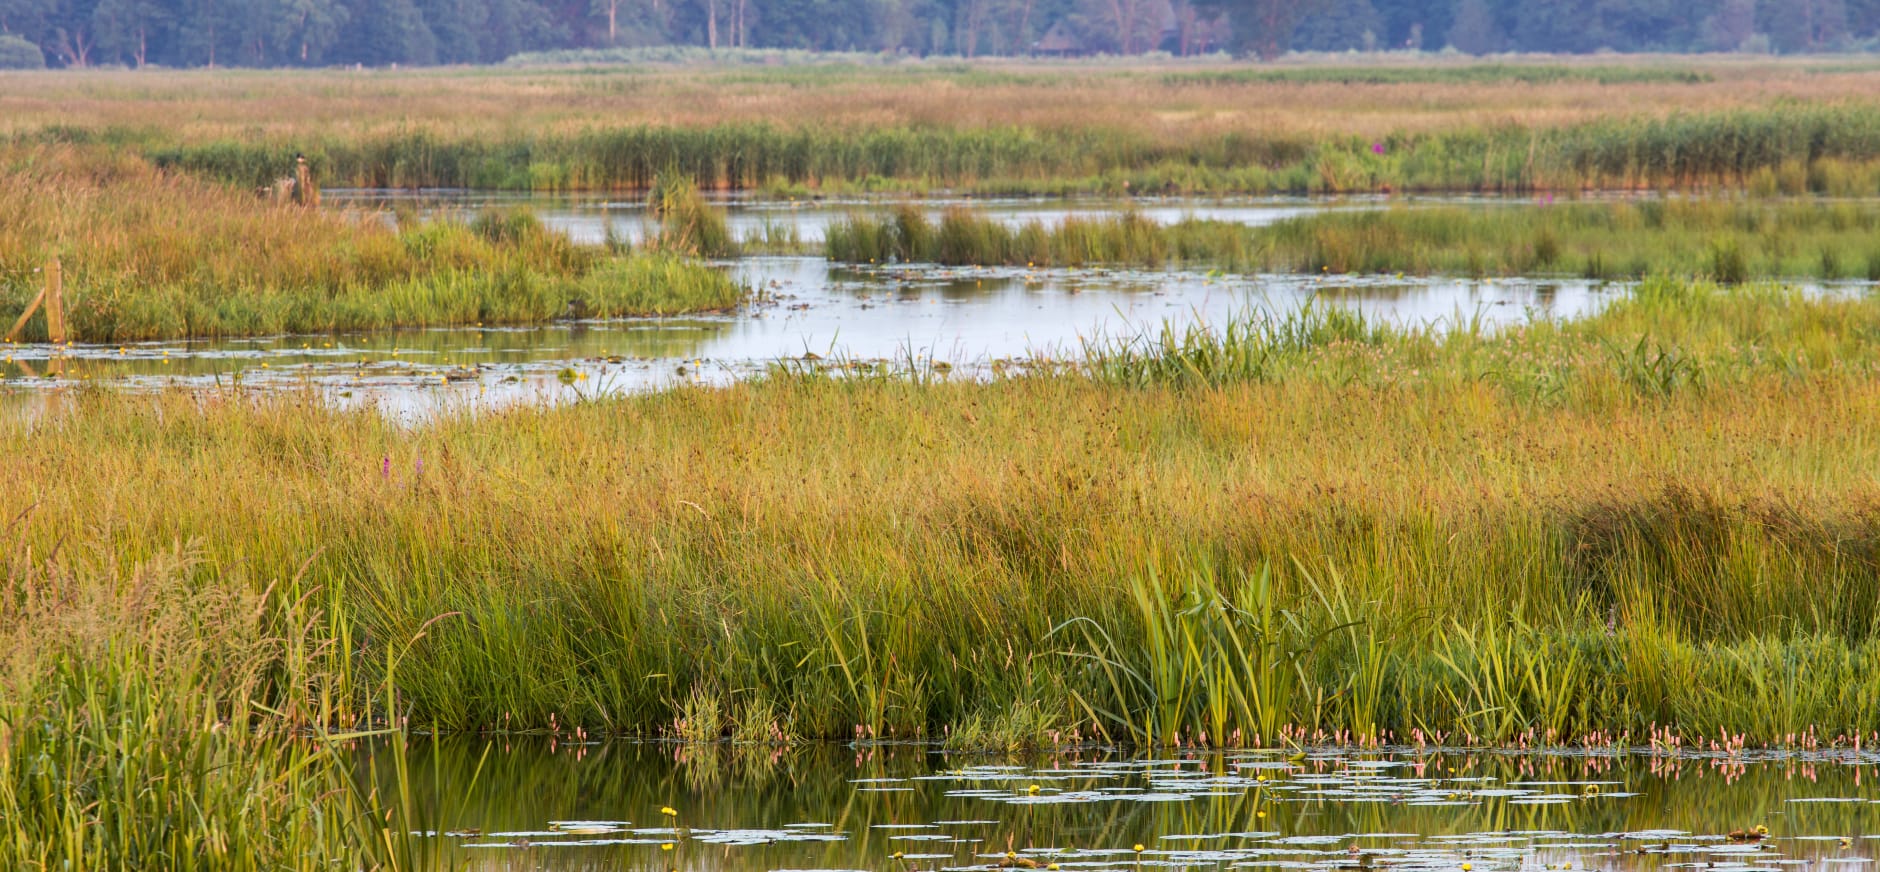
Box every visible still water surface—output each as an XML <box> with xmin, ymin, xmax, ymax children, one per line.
<box><xmin>0</xmin><ymin>257</ymin><xmax>1617</xmax><ymax>412</ymax></box>
<box><xmin>25</xmin><ymin>192</ymin><xmax>1858</xmax><ymax>410</ymax></box>
<box><xmin>371</xmin><ymin>742</ymin><xmax>1880</xmax><ymax>871</ymax></box>
<box><xmin>320</xmin><ymin>190</ymin><xmax>1370</xmax><ymax>246</ymax></box>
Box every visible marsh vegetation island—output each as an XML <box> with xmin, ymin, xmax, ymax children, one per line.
<box><xmin>5</xmin><ymin>8</ymin><xmax>1880</xmax><ymax>868</ymax></box>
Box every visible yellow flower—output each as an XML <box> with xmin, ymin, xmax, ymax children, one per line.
<box><xmin>660</xmin><ymin>806</ymin><xmax>678</xmax><ymax>817</ymax></box>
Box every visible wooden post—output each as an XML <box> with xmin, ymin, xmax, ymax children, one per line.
<box><xmin>294</xmin><ymin>156</ymin><xmax>319</xmax><ymax>207</ymax></box>
<box><xmin>5</xmin><ymin>257</ymin><xmax>65</xmax><ymax>345</ymax></box>
<box><xmin>5</xmin><ymin>283</ymin><xmax>47</xmax><ymax>344</ymax></box>
<box><xmin>43</xmin><ymin>258</ymin><xmax>64</xmax><ymax>346</ymax></box>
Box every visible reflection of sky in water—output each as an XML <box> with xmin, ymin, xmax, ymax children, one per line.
<box><xmin>324</xmin><ymin>189</ymin><xmax>1380</xmax><ymax>246</ymax></box>
<box><xmin>11</xmin><ymin>191</ymin><xmax>1872</xmax><ymax>413</ymax></box>
<box><xmin>370</xmin><ymin>743</ymin><xmax>1880</xmax><ymax>872</ymax></box>
<box><xmin>0</xmin><ymin>257</ymin><xmax>1626</xmax><ymax>415</ymax></box>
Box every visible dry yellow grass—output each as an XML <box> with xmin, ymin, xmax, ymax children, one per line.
<box><xmin>6</xmin><ymin>58</ymin><xmax>1880</xmax><ymax>144</ymax></box>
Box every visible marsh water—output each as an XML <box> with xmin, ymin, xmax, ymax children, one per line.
<box><xmin>0</xmin><ymin>258</ymin><xmax>1619</xmax><ymax>411</ymax></box>
<box><xmin>323</xmin><ymin>190</ymin><xmax>1366</xmax><ymax>247</ymax></box>
<box><xmin>0</xmin><ymin>192</ymin><xmax>1817</xmax><ymax>410</ymax></box>
<box><xmin>371</xmin><ymin>741</ymin><xmax>1880</xmax><ymax>871</ymax></box>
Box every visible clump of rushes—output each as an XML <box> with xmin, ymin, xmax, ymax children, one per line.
<box><xmin>574</xmin><ymin>253</ymin><xmax>744</xmax><ymax>315</ymax></box>
<box><xmin>826</xmin><ymin>207</ymin><xmax>1229</xmax><ymax>268</ymax></box>
<box><xmin>0</xmin><ymin>144</ymin><xmax>741</xmax><ymax>342</ymax></box>
<box><xmin>0</xmin><ymin>549</ymin><xmax>424</xmax><ymax>868</ymax></box>
<box><xmin>827</xmin><ymin>199</ymin><xmax>1880</xmax><ymax>280</ymax></box>
<box><xmin>647</xmin><ymin>171</ymin><xmax>737</xmax><ymax>258</ymax></box>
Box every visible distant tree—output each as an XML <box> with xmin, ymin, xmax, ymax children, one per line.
<box><xmin>91</xmin><ymin>0</ymin><xmax>168</xmax><ymax>65</ymax></box>
<box><xmin>1591</xmin><ymin>0</ymin><xmax>1699</xmax><ymax>51</ymax></box>
<box><xmin>1066</xmin><ymin>0</ymin><xmax>1163</xmax><ymax>52</ymax></box>
<box><xmin>332</xmin><ymin>0</ymin><xmax>435</xmax><ymax>63</ymax></box>
<box><xmin>1292</xmin><ymin>0</ymin><xmax>1379</xmax><ymax>51</ymax></box>
<box><xmin>41</xmin><ymin>0</ymin><xmax>101</xmax><ymax>65</ymax></box>
<box><xmin>0</xmin><ymin>0</ymin><xmax>54</xmax><ymax>44</ymax></box>
<box><xmin>177</xmin><ymin>0</ymin><xmax>243</xmax><ymax>65</ymax></box>
<box><xmin>1699</xmin><ymin>0</ymin><xmax>1756</xmax><ymax>49</ymax></box>
<box><xmin>0</xmin><ymin>31</ymin><xmax>44</xmax><ymax>64</ymax></box>
<box><xmin>1369</xmin><ymin>0</ymin><xmax>1447</xmax><ymax>49</ymax></box>
<box><xmin>414</xmin><ymin>0</ymin><xmax>484</xmax><ymax>61</ymax></box>
<box><xmin>1509</xmin><ymin>0</ymin><xmax>1605</xmax><ymax>52</ymax></box>
<box><xmin>1849</xmin><ymin>0</ymin><xmax>1880</xmax><ymax>38</ymax></box>
<box><xmin>593</xmin><ymin>0</ymin><xmax>627</xmax><ymax>40</ymax></box>
<box><xmin>1761</xmin><ymin>0</ymin><xmax>1849</xmax><ymax>51</ymax></box>
<box><xmin>271</xmin><ymin>0</ymin><xmax>345</xmax><ymax>62</ymax></box>
<box><xmin>1443</xmin><ymin>0</ymin><xmax>1497</xmax><ymax>52</ymax></box>
<box><xmin>1191</xmin><ymin>0</ymin><xmax>1320</xmax><ymax>58</ymax></box>
<box><xmin>481</xmin><ymin>0</ymin><xmax>559</xmax><ymax>58</ymax></box>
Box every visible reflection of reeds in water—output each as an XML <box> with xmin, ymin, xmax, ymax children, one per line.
<box><xmin>394</xmin><ymin>741</ymin><xmax>1880</xmax><ymax>872</ymax></box>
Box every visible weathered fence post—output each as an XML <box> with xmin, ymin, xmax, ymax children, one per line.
<box><xmin>43</xmin><ymin>257</ymin><xmax>64</xmax><ymax>345</ymax></box>
<box><xmin>5</xmin><ymin>257</ymin><xmax>63</xmax><ymax>344</ymax></box>
<box><xmin>294</xmin><ymin>155</ymin><xmax>319</xmax><ymax>207</ymax></box>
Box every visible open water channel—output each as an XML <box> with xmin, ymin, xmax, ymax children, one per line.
<box><xmin>0</xmin><ymin>193</ymin><xmax>1627</xmax><ymax>413</ymax></box>
<box><xmin>368</xmin><ymin>741</ymin><xmax>1880</xmax><ymax>872</ymax></box>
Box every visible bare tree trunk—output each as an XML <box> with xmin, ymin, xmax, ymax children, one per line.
<box><xmin>608</xmin><ymin>0</ymin><xmax>619</xmax><ymax>41</ymax></box>
<box><xmin>56</xmin><ymin>28</ymin><xmax>94</xmax><ymax>67</ymax></box>
<box><xmin>707</xmin><ymin>0</ymin><xmax>718</xmax><ymax>47</ymax></box>
<box><xmin>959</xmin><ymin>0</ymin><xmax>986</xmax><ymax>55</ymax></box>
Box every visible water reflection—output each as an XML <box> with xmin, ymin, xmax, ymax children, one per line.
<box><xmin>368</xmin><ymin>741</ymin><xmax>1880</xmax><ymax>871</ymax></box>
<box><xmin>322</xmin><ymin>190</ymin><xmax>1374</xmax><ymax>247</ymax></box>
<box><xmin>0</xmin><ymin>258</ymin><xmax>1624</xmax><ymax>414</ymax></box>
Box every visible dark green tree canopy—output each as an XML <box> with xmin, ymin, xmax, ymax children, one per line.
<box><xmin>0</xmin><ymin>0</ymin><xmax>1875</xmax><ymax>66</ymax></box>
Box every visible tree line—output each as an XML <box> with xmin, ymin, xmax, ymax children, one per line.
<box><xmin>1</xmin><ymin>0</ymin><xmax>1877</xmax><ymax>69</ymax></box>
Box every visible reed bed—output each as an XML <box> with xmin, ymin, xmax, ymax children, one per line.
<box><xmin>6</xmin><ymin>280</ymin><xmax>1880</xmax><ymax>752</ymax></box>
<box><xmin>1161</xmin><ymin>64</ymin><xmax>1716</xmax><ymax>86</ymax></box>
<box><xmin>826</xmin><ymin>199</ymin><xmax>1880</xmax><ymax>280</ymax></box>
<box><xmin>118</xmin><ymin>103</ymin><xmax>1880</xmax><ymax>195</ymax></box>
<box><xmin>0</xmin><ymin>145</ymin><xmax>742</xmax><ymax>341</ymax></box>
<box><xmin>0</xmin><ymin>549</ymin><xmax>435</xmax><ymax>869</ymax></box>
<box><xmin>11</xmin><ymin>61</ymin><xmax>1880</xmax><ymax>194</ymax></box>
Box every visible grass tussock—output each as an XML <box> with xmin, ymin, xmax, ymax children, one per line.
<box><xmin>826</xmin><ymin>206</ymin><xmax>1206</xmax><ymax>267</ymax></box>
<box><xmin>647</xmin><ymin>172</ymin><xmax>737</xmax><ymax>258</ymax></box>
<box><xmin>0</xmin><ymin>145</ymin><xmax>742</xmax><ymax>341</ymax></box>
<box><xmin>0</xmin><ymin>548</ymin><xmax>434</xmax><ymax>869</ymax></box>
<box><xmin>827</xmin><ymin>199</ymin><xmax>1880</xmax><ymax>280</ymax></box>
<box><xmin>1256</xmin><ymin>200</ymin><xmax>1880</xmax><ymax>280</ymax></box>
<box><xmin>6</xmin><ymin>280</ymin><xmax>1880</xmax><ymax>751</ymax></box>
